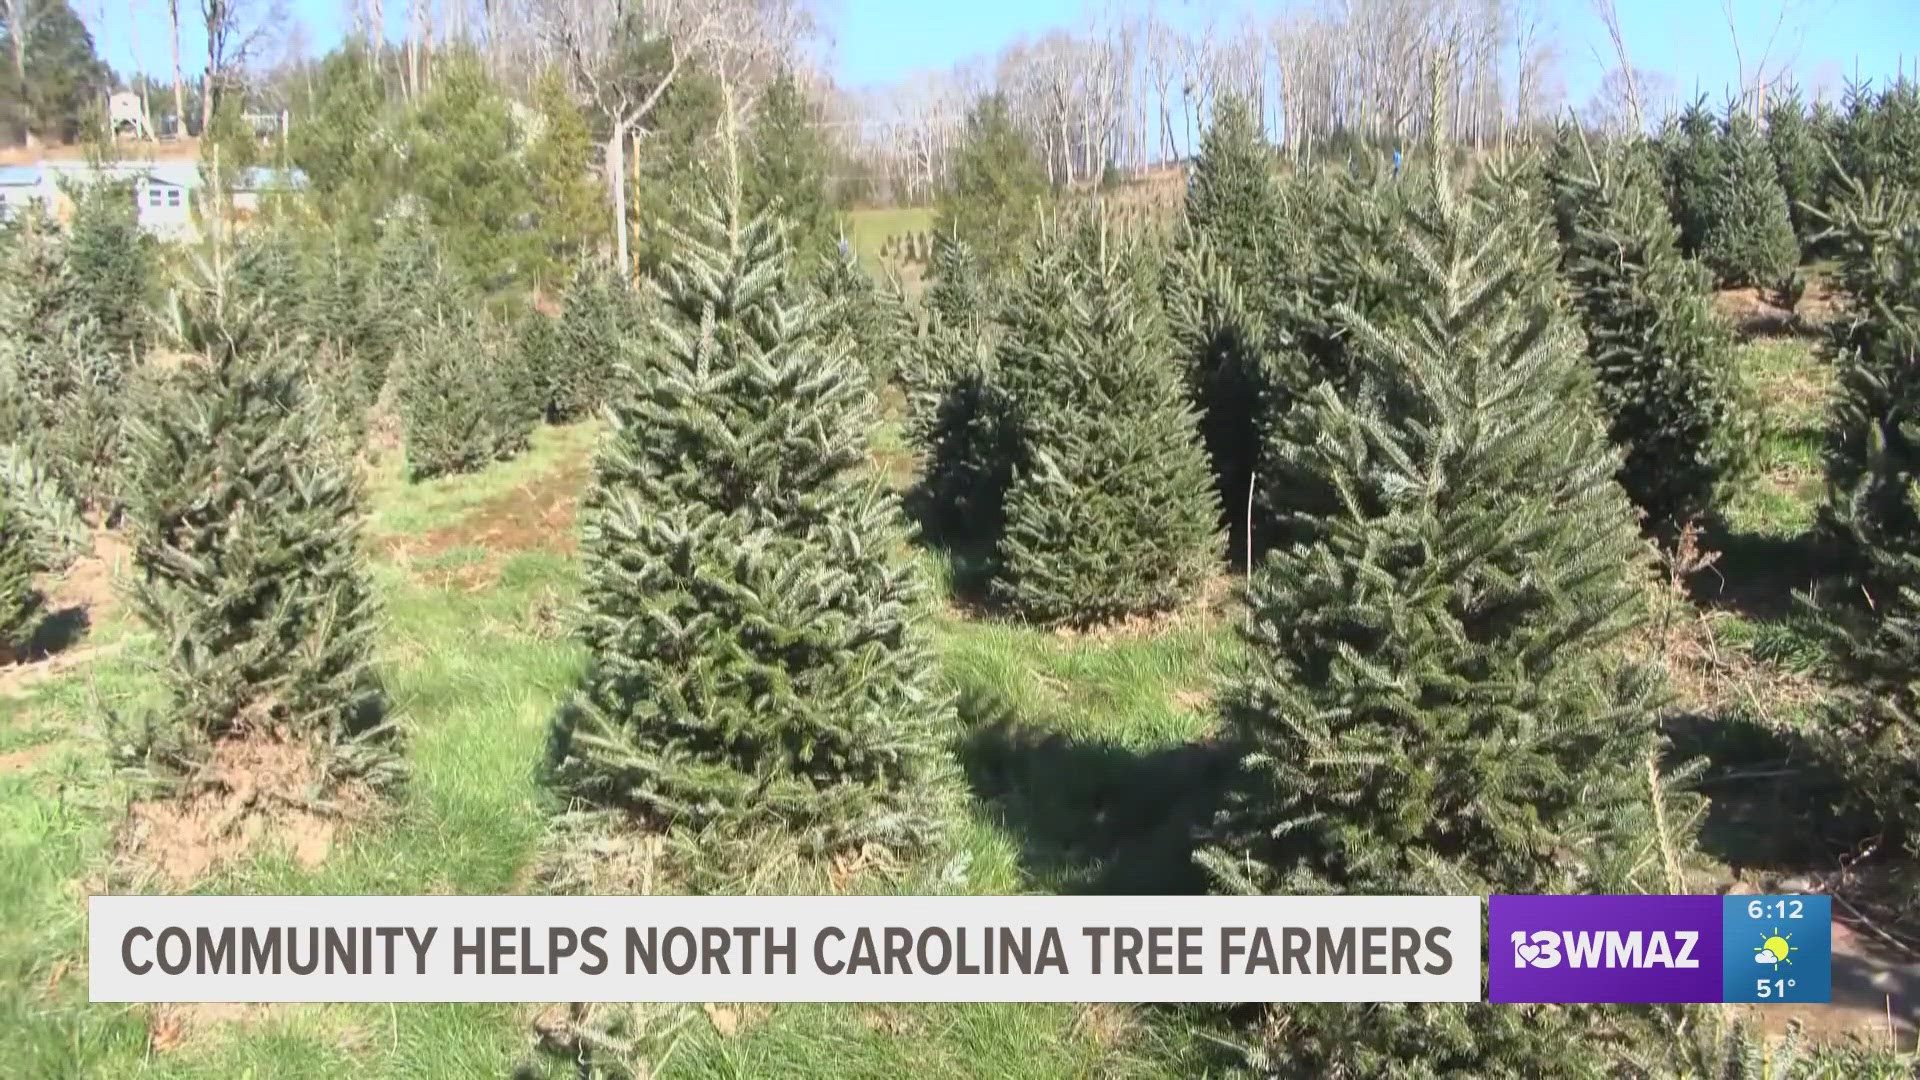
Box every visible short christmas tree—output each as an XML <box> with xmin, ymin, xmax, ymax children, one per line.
<box><xmin>65</xmin><ymin>180</ymin><xmax>155</xmax><ymax>364</ymax></box>
<box><xmin>1702</xmin><ymin>108</ymin><xmax>1801</xmax><ymax>288</ymax></box>
<box><xmin>0</xmin><ymin>493</ymin><xmax>42</xmax><ymax>663</ymax></box>
<box><xmin>120</xmin><ymin>248</ymin><xmax>393</xmax><ymax>773</ymax></box>
<box><xmin>549</xmin><ymin>260</ymin><xmax>632</xmax><ymax>422</ymax></box>
<box><xmin>397</xmin><ymin>308</ymin><xmax>535</xmax><ymax>480</ymax></box>
<box><xmin>1765</xmin><ymin>86</ymin><xmax>1823</xmax><ymax>249</ymax></box>
<box><xmin>1555</xmin><ymin>136</ymin><xmax>1750</xmax><ymax>533</ymax></box>
<box><xmin>811</xmin><ymin>239</ymin><xmax>904</xmax><ymax>388</ymax></box>
<box><xmin>991</xmin><ymin>210</ymin><xmax>1221</xmax><ymax>624</ymax></box>
<box><xmin>547</xmin><ymin>145</ymin><xmax>957</xmax><ymax>857</ymax></box>
<box><xmin>1663</xmin><ymin>99</ymin><xmax>1725</xmax><ymax>259</ymax></box>
<box><xmin>1808</xmin><ymin>178</ymin><xmax>1920</xmax><ymax>845</ymax></box>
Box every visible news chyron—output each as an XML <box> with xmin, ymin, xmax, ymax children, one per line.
<box><xmin>88</xmin><ymin>893</ymin><xmax>1831</xmax><ymax>1004</ymax></box>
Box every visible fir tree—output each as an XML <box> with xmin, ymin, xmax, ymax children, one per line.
<box><xmin>1168</xmin><ymin>94</ymin><xmax>1280</xmax><ymax>564</ymax></box>
<box><xmin>934</xmin><ymin>92</ymin><xmax>1050</xmax><ymax>272</ymax></box>
<box><xmin>121</xmin><ymin>249</ymin><xmax>391</xmax><ymax>761</ymax></box>
<box><xmin>0</xmin><ymin>493</ymin><xmax>42</xmax><ymax>663</ymax></box>
<box><xmin>1554</xmin><ymin>137</ymin><xmax>1750</xmax><ymax>532</ymax></box>
<box><xmin>811</xmin><ymin>239</ymin><xmax>903</xmax><ymax>387</ymax></box>
<box><xmin>548</xmin><ymin>260</ymin><xmax>633</xmax><ymax>422</ymax></box>
<box><xmin>1663</xmin><ymin>98</ymin><xmax>1724</xmax><ymax>258</ymax></box>
<box><xmin>360</xmin><ymin>211</ymin><xmax>444</xmax><ymax>398</ymax></box>
<box><xmin>547</xmin><ymin>156</ymin><xmax>957</xmax><ymax>856</ymax></box>
<box><xmin>746</xmin><ymin>71</ymin><xmax>840</xmax><ymax>268</ymax></box>
<box><xmin>64</xmin><ymin>179</ymin><xmax>154</xmax><ymax>363</ymax></box>
<box><xmin>525</xmin><ymin>67</ymin><xmax>605</xmax><ymax>291</ymax></box>
<box><xmin>1808</xmin><ymin>178</ymin><xmax>1920</xmax><ymax>845</ymax></box>
<box><xmin>1701</xmin><ymin>108</ymin><xmax>1800</xmax><ymax>288</ymax></box>
<box><xmin>992</xmin><ymin>211</ymin><xmax>1220</xmax><ymax>624</ymax></box>
<box><xmin>397</xmin><ymin>308</ymin><xmax>534</xmax><ymax>480</ymax></box>
<box><xmin>1195</xmin><ymin>155</ymin><xmax>1680</xmax><ymax>1076</ymax></box>
<box><xmin>1764</xmin><ymin>86</ymin><xmax>1822</xmax><ymax>249</ymax></box>
<box><xmin>903</xmin><ymin>233</ymin><xmax>1012</xmax><ymax>548</ymax></box>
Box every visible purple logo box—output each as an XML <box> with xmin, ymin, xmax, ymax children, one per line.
<box><xmin>1489</xmin><ymin>895</ymin><xmax>1724</xmax><ymax>1003</ymax></box>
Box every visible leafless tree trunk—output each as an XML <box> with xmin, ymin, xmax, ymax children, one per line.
<box><xmin>4</xmin><ymin>0</ymin><xmax>34</xmax><ymax>146</ymax></box>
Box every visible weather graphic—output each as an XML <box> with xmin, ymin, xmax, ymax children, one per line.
<box><xmin>1753</xmin><ymin>930</ymin><xmax>1795</xmax><ymax>967</ymax></box>
<box><xmin>1722</xmin><ymin>896</ymin><xmax>1830</xmax><ymax>1003</ymax></box>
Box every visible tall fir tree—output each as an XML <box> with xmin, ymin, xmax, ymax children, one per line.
<box><xmin>547</xmin><ymin>144</ymin><xmax>957</xmax><ymax>857</ymax></box>
<box><xmin>64</xmin><ymin>179</ymin><xmax>155</xmax><ymax>363</ymax></box>
<box><xmin>934</xmin><ymin>92</ymin><xmax>1050</xmax><ymax>272</ymax></box>
<box><xmin>1663</xmin><ymin>98</ymin><xmax>1725</xmax><ymax>259</ymax></box>
<box><xmin>120</xmin><ymin>248</ymin><xmax>392</xmax><ymax>770</ymax></box>
<box><xmin>1764</xmin><ymin>85</ymin><xmax>1822</xmax><ymax>250</ymax></box>
<box><xmin>1196</xmin><ymin>156</ymin><xmax>1679</xmax><ymax>1073</ymax></box>
<box><xmin>1808</xmin><ymin>177</ymin><xmax>1920</xmax><ymax>846</ymax></box>
<box><xmin>1701</xmin><ymin>107</ymin><xmax>1800</xmax><ymax>289</ymax></box>
<box><xmin>903</xmin><ymin>233</ymin><xmax>1012</xmax><ymax>548</ymax></box>
<box><xmin>1167</xmin><ymin>94</ymin><xmax>1280</xmax><ymax>565</ymax></box>
<box><xmin>746</xmin><ymin>71</ymin><xmax>840</xmax><ymax>268</ymax></box>
<box><xmin>525</xmin><ymin>67</ymin><xmax>605</xmax><ymax>292</ymax></box>
<box><xmin>992</xmin><ymin>210</ymin><xmax>1221</xmax><ymax>624</ymax></box>
<box><xmin>1553</xmin><ymin>135</ymin><xmax>1750</xmax><ymax>533</ymax></box>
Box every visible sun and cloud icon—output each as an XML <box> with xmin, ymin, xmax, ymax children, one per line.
<box><xmin>1753</xmin><ymin>928</ymin><xmax>1796</xmax><ymax>966</ymax></box>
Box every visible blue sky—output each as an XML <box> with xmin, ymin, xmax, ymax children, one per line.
<box><xmin>89</xmin><ymin>0</ymin><xmax>1920</xmax><ymax>110</ymax></box>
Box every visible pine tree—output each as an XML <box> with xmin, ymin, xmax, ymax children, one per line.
<box><xmin>1701</xmin><ymin>108</ymin><xmax>1800</xmax><ymax>288</ymax></box>
<box><xmin>1808</xmin><ymin>178</ymin><xmax>1920</xmax><ymax>845</ymax></box>
<box><xmin>397</xmin><ymin>308</ymin><xmax>534</xmax><ymax>480</ymax></box>
<box><xmin>811</xmin><ymin>239</ymin><xmax>903</xmax><ymax>388</ymax></box>
<box><xmin>360</xmin><ymin>211</ymin><xmax>449</xmax><ymax>399</ymax></box>
<box><xmin>934</xmin><ymin>92</ymin><xmax>1050</xmax><ymax>272</ymax></box>
<box><xmin>0</xmin><ymin>493</ymin><xmax>42</xmax><ymax>663</ymax></box>
<box><xmin>1554</xmin><ymin>136</ymin><xmax>1750</xmax><ymax>532</ymax></box>
<box><xmin>547</xmin><ymin>155</ymin><xmax>957</xmax><ymax>856</ymax></box>
<box><xmin>746</xmin><ymin>70</ymin><xmax>839</xmax><ymax>268</ymax></box>
<box><xmin>122</xmin><ymin>249</ymin><xmax>391</xmax><ymax>760</ymax></box>
<box><xmin>525</xmin><ymin>67</ymin><xmax>605</xmax><ymax>292</ymax></box>
<box><xmin>903</xmin><ymin>233</ymin><xmax>1012</xmax><ymax>548</ymax></box>
<box><xmin>992</xmin><ymin>210</ymin><xmax>1220</xmax><ymax>624</ymax></box>
<box><xmin>1765</xmin><ymin>86</ymin><xmax>1822</xmax><ymax>250</ymax></box>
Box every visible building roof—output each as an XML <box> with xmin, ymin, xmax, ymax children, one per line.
<box><xmin>19</xmin><ymin>161</ymin><xmax>307</xmax><ymax>191</ymax></box>
<box><xmin>0</xmin><ymin>165</ymin><xmax>43</xmax><ymax>186</ymax></box>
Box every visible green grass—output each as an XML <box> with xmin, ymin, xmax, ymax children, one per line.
<box><xmin>843</xmin><ymin>206</ymin><xmax>935</xmax><ymax>273</ymax></box>
<box><xmin>0</xmin><ymin>418</ymin><xmax>1235</xmax><ymax>1078</ymax></box>
<box><xmin>1721</xmin><ymin>336</ymin><xmax>1831</xmax><ymax>538</ymax></box>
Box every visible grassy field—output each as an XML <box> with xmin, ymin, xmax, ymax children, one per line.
<box><xmin>3</xmin><ymin>309</ymin><xmax>1914</xmax><ymax>1075</ymax></box>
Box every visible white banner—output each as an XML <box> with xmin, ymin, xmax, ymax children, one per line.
<box><xmin>89</xmin><ymin>894</ymin><xmax>1481</xmax><ymax>1003</ymax></box>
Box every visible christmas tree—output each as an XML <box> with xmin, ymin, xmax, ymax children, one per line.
<box><xmin>1809</xmin><ymin>177</ymin><xmax>1920</xmax><ymax>845</ymax></box>
<box><xmin>0</xmin><ymin>493</ymin><xmax>42</xmax><ymax>663</ymax></box>
<box><xmin>547</xmin><ymin>140</ymin><xmax>957</xmax><ymax>857</ymax></box>
<box><xmin>991</xmin><ymin>209</ymin><xmax>1220</xmax><ymax>624</ymax></box>
<box><xmin>397</xmin><ymin>308</ymin><xmax>535</xmax><ymax>480</ymax></box>
<box><xmin>64</xmin><ymin>180</ymin><xmax>155</xmax><ymax>364</ymax></box>
<box><xmin>1194</xmin><ymin>148</ymin><xmax>1680</xmax><ymax>1075</ymax></box>
<box><xmin>548</xmin><ymin>260</ymin><xmax>633</xmax><ymax>422</ymax></box>
<box><xmin>1663</xmin><ymin>98</ymin><xmax>1725</xmax><ymax>259</ymax></box>
<box><xmin>1167</xmin><ymin>93</ymin><xmax>1280</xmax><ymax>565</ymax></box>
<box><xmin>810</xmin><ymin>239</ymin><xmax>903</xmax><ymax>388</ymax></box>
<box><xmin>1765</xmin><ymin>86</ymin><xmax>1823</xmax><ymax>249</ymax></box>
<box><xmin>1702</xmin><ymin>108</ymin><xmax>1800</xmax><ymax>289</ymax></box>
<box><xmin>1554</xmin><ymin>136</ymin><xmax>1750</xmax><ymax>533</ymax></box>
<box><xmin>902</xmin><ymin>233</ymin><xmax>1012</xmax><ymax>548</ymax></box>
<box><xmin>122</xmin><ymin>248</ymin><xmax>392</xmax><ymax>765</ymax></box>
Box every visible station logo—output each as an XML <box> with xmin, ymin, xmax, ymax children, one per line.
<box><xmin>1488</xmin><ymin>895</ymin><xmax>1724</xmax><ymax>1003</ymax></box>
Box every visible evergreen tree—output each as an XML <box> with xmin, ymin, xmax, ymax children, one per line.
<box><xmin>548</xmin><ymin>260</ymin><xmax>633</xmax><ymax>422</ymax></box>
<box><xmin>811</xmin><ymin>239</ymin><xmax>903</xmax><ymax>387</ymax></box>
<box><xmin>3</xmin><ymin>0</ymin><xmax>109</xmax><ymax>144</ymax></box>
<box><xmin>746</xmin><ymin>71</ymin><xmax>839</xmax><ymax>267</ymax></box>
<box><xmin>360</xmin><ymin>211</ymin><xmax>446</xmax><ymax>399</ymax></box>
<box><xmin>1663</xmin><ymin>98</ymin><xmax>1724</xmax><ymax>258</ymax></box>
<box><xmin>1195</xmin><ymin>159</ymin><xmax>1676</xmax><ymax>1075</ymax></box>
<box><xmin>64</xmin><ymin>180</ymin><xmax>155</xmax><ymax>363</ymax></box>
<box><xmin>396</xmin><ymin>308</ymin><xmax>534</xmax><ymax>480</ymax></box>
<box><xmin>547</xmin><ymin>162</ymin><xmax>957</xmax><ymax>856</ymax></box>
<box><xmin>1167</xmin><ymin>94</ymin><xmax>1280</xmax><ymax>564</ymax></box>
<box><xmin>525</xmin><ymin>67</ymin><xmax>604</xmax><ymax>292</ymax></box>
<box><xmin>1701</xmin><ymin>108</ymin><xmax>1800</xmax><ymax>288</ymax></box>
<box><xmin>1765</xmin><ymin>86</ymin><xmax>1822</xmax><ymax>250</ymax></box>
<box><xmin>903</xmin><ymin>233</ymin><xmax>1012</xmax><ymax>548</ymax></box>
<box><xmin>1809</xmin><ymin>178</ymin><xmax>1920</xmax><ymax>845</ymax></box>
<box><xmin>934</xmin><ymin>92</ymin><xmax>1050</xmax><ymax>272</ymax></box>
<box><xmin>290</xmin><ymin>44</ymin><xmax>400</xmax><ymax>243</ymax></box>
<box><xmin>992</xmin><ymin>211</ymin><xmax>1220</xmax><ymax>624</ymax></box>
<box><xmin>0</xmin><ymin>493</ymin><xmax>42</xmax><ymax>663</ymax></box>
<box><xmin>121</xmin><ymin>249</ymin><xmax>390</xmax><ymax>762</ymax></box>
<box><xmin>1554</xmin><ymin>137</ymin><xmax>1749</xmax><ymax>532</ymax></box>
<box><xmin>405</xmin><ymin>49</ymin><xmax>532</xmax><ymax>290</ymax></box>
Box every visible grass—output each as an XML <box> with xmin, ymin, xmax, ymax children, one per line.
<box><xmin>843</xmin><ymin>206</ymin><xmax>935</xmax><ymax>273</ymax></box>
<box><xmin>0</xmin><ymin>417</ymin><xmax>1232</xmax><ymax>1078</ymax></box>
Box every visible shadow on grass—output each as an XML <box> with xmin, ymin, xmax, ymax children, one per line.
<box><xmin>956</xmin><ymin>685</ymin><xmax>1238</xmax><ymax>896</ymax></box>
<box><xmin>20</xmin><ymin>605</ymin><xmax>89</xmax><ymax>662</ymax></box>
<box><xmin>1663</xmin><ymin>710</ymin><xmax>1870</xmax><ymax>873</ymax></box>
<box><xmin>1687</xmin><ymin>523</ymin><xmax>1838</xmax><ymax>623</ymax></box>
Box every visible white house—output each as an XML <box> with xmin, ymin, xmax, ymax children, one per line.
<box><xmin>0</xmin><ymin>160</ymin><xmax>306</xmax><ymax>236</ymax></box>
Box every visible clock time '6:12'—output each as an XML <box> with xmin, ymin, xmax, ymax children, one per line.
<box><xmin>1748</xmin><ymin>899</ymin><xmax>1804</xmax><ymax>920</ymax></box>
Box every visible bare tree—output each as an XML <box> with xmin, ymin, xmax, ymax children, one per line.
<box><xmin>3</xmin><ymin>0</ymin><xmax>41</xmax><ymax>146</ymax></box>
<box><xmin>201</xmin><ymin>0</ymin><xmax>288</xmax><ymax>134</ymax></box>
